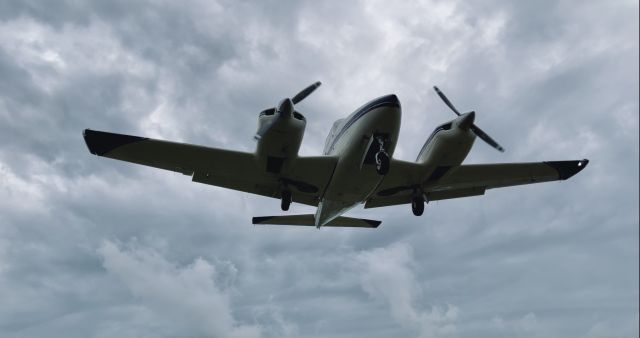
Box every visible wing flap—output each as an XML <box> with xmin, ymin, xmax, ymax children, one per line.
<box><xmin>365</xmin><ymin>186</ymin><xmax>486</xmax><ymax>208</ymax></box>
<box><xmin>365</xmin><ymin>194</ymin><xmax>411</xmax><ymax>209</ymax></box>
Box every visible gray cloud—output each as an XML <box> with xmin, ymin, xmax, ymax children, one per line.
<box><xmin>0</xmin><ymin>1</ymin><xmax>637</xmax><ymax>337</ymax></box>
<box><xmin>354</xmin><ymin>243</ymin><xmax>459</xmax><ymax>338</ymax></box>
<box><xmin>98</xmin><ymin>240</ymin><xmax>261</xmax><ymax>338</ymax></box>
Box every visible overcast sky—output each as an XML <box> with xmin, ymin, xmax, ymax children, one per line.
<box><xmin>0</xmin><ymin>1</ymin><xmax>638</xmax><ymax>337</ymax></box>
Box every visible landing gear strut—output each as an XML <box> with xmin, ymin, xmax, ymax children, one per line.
<box><xmin>374</xmin><ymin>136</ymin><xmax>390</xmax><ymax>175</ymax></box>
<box><xmin>411</xmin><ymin>195</ymin><xmax>424</xmax><ymax>216</ymax></box>
<box><xmin>281</xmin><ymin>190</ymin><xmax>292</xmax><ymax>211</ymax></box>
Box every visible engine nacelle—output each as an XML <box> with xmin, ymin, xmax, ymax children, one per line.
<box><xmin>255</xmin><ymin>108</ymin><xmax>306</xmax><ymax>174</ymax></box>
<box><xmin>416</xmin><ymin>121</ymin><xmax>475</xmax><ymax>166</ymax></box>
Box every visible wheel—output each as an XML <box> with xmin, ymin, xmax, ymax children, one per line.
<box><xmin>281</xmin><ymin>190</ymin><xmax>292</xmax><ymax>211</ymax></box>
<box><xmin>375</xmin><ymin>151</ymin><xmax>390</xmax><ymax>175</ymax></box>
<box><xmin>411</xmin><ymin>196</ymin><xmax>424</xmax><ymax>216</ymax></box>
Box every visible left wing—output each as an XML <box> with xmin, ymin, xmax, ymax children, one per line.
<box><xmin>366</xmin><ymin>159</ymin><xmax>588</xmax><ymax>208</ymax></box>
<box><xmin>83</xmin><ymin>129</ymin><xmax>337</xmax><ymax>206</ymax></box>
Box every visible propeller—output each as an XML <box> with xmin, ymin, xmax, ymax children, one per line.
<box><xmin>433</xmin><ymin>86</ymin><xmax>505</xmax><ymax>152</ymax></box>
<box><xmin>292</xmin><ymin>81</ymin><xmax>322</xmax><ymax>104</ymax></box>
<box><xmin>254</xmin><ymin>81</ymin><xmax>321</xmax><ymax>140</ymax></box>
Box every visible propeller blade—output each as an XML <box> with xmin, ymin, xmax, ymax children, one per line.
<box><xmin>470</xmin><ymin>124</ymin><xmax>505</xmax><ymax>152</ymax></box>
<box><xmin>433</xmin><ymin>86</ymin><xmax>461</xmax><ymax>116</ymax></box>
<box><xmin>255</xmin><ymin>81</ymin><xmax>320</xmax><ymax>140</ymax></box>
<box><xmin>292</xmin><ymin>81</ymin><xmax>321</xmax><ymax>104</ymax></box>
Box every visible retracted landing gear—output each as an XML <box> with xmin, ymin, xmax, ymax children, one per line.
<box><xmin>281</xmin><ymin>190</ymin><xmax>292</xmax><ymax>211</ymax></box>
<box><xmin>411</xmin><ymin>195</ymin><xmax>424</xmax><ymax>216</ymax></box>
<box><xmin>374</xmin><ymin>136</ymin><xmax>390</xmax><ymax>175</ymax></box>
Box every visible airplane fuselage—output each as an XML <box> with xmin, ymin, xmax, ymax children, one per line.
<box><xmin>314</xmin><ymin>95</ymin><xmax>402</xmax><ymax>226</ymax></box>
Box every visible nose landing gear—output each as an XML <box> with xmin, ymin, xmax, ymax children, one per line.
<box><xmin>374</xmin><ymin>136</ymin><xmax>390</xmax><ymax>175</ymax></box>
<box><xmin>375</xmin><ymin>152</ymin><xmax>390</xmax><ymax>175</ymax></box>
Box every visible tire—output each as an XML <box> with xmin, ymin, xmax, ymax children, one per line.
<box><xmin>375</xmin><ymin>151</ymin><xmax>390</xmax><ymax>175</ymax></box>
<box><xmin>411</xmin><ymin>196</ymin><xmax>424</xmax><ymax>216</ymax></box>
<box><xmin>281</xmin><ymin>190</ymin><xmax>291</xmax><ymax>211</ymax></box>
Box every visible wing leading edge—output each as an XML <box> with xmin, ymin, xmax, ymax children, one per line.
<box><xmin>83</xmin><ymin>129</ymin><xmax>337</xmax><ymax>207</ymax></box>
<box><xmin>366</xmin><ymin>159</ymin><xmax>589</xmax><ymax>208</ymax></box>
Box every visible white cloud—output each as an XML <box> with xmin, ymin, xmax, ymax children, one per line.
<box><xmin>98</xmin><ymin>240</ymin><xmax>261</xmax><ymax>338</ymax></box>
<box><xmin>354</xmin><ymin>243</ymin><xmax>458</xmax><ymax>338</ymax></box>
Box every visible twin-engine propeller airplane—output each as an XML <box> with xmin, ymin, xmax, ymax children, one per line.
<box><xmin>83</xmin><ymin>82</ymin><xmax>588</xmax><ymax>228</ymax></box>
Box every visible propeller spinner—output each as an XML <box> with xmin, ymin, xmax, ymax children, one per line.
<box><xmin>433</xmin><ymin>86</ymin><xmax>505</xmax><ymax>152</ymax></box>
<box><xmin>254</xmin><ymin>81</ymin><xmax>321</xmax><ymax>140</ymax></box>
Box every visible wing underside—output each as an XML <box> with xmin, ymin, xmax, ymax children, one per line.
<box><xmin>366</xmin><ymin>159</ymin><xmax>588</xmax><ymax>208</ymax></box>
<box><xmin>84</xmin><ymin>130</ymin><xmax>588</xmax><ymax>214</ymax></box>
<box><xmin>83</xmin><ymin>129</ymin><xmax>336</xmax><ymax>206</ymax></box>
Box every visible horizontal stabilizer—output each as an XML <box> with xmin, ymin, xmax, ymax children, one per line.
<box><xmin>252</xmin><ymin>214</ymin><xmax>381</xmax><ymax>228</ymax></box>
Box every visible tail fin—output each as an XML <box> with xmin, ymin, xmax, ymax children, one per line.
<box><xmin>252</xmin><ymin>214</ymin><xmax>380</xmax><ymax>228</ymax></box>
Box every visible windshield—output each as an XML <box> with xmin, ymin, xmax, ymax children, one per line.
<box><xmin>324</xmin><ymin>119</ymin><xmax>345</xmax><ymax>154</ymax></box>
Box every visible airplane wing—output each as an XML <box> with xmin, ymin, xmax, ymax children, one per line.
<box><xmin>365</xmin><ymin>159</ymin><xmax>589</xmax><ymax>208</ymax></box>
<box><xmin>83</xmin><ymin>129</ymin><xmax>337</xmax><ymax>206</ymax></box>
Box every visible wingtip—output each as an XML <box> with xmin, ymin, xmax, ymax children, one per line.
<box><xmin>83</xmin><ymin>129</ymin><xmax>148</xmax><ymax>156</ymax></box>
<box><xmin>545</xmin><ymin>159</ymin><xmax>589</xmax><ymax>180</ymax></box>
<box><xmin>83</xmin><ymin>129</ymin><xmax>97</xmax><ymax>155</ymax></box>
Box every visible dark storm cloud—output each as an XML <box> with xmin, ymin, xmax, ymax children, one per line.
<box><xmin>0</xmin><ymin>1</ymin><xmax>637</xmax><ymax>337</ymax></box>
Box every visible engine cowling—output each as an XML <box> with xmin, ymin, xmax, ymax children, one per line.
<box><xmin>255</xmin><ymin>108</ymin><xmax>306</xmax><ymax>174</ymax></box>
<box><xmin>252</xmin><ymin>81</ymin><xmax>321</xmax><ymax>175</ymax></box>
<box><xmin>416</xmin><ymin>121</ymin><xmax>474</xmax><ymax>166</ymax></box>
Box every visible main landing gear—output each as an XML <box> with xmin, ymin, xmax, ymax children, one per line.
<box><xmin>281</xmin><ymin>190</ymin><xmax>292</xmax><ymax>211</ymax></box>
<box><xmin>374</xmin><ymin>136</ymin><xmax>390</xmax><ymax>175</ymax></box>
<box><xmin>411</xmin><ymin>195</ymin><xmax>424</xmax><ymax>216</ymax></box>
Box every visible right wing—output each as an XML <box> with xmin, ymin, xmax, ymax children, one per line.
<box><xmin>427</xmin><ymin>160</ymin><xmax>589</xmax><ymax>191</ymax></box>
<box><xmin>366</xmin><ymin>159</ymin><xmax>588</xmax><ymax>208</ymax></box>
<box><xmin>83</xmin><ymin>129</ymin><xmax>337</xmax><ymax>206</ymax></box>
